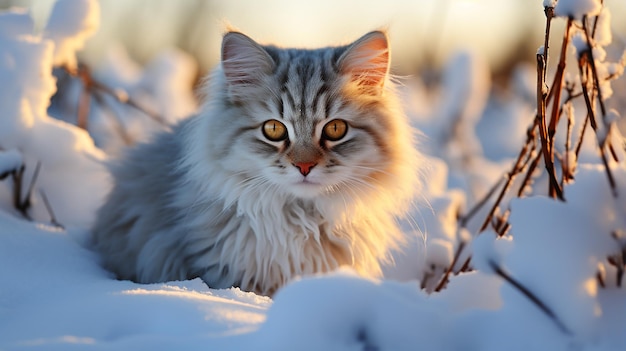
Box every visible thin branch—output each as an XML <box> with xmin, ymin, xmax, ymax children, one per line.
<box><xmin>582</xmin><ymin>17</ymin><xmax>607</xmax><ymax>121</ymax></box>
<box><xmin>537</xmin><ymin>53</ymin><xmax>565</xmax><ymax>200</ymax></box>
<box><xmin>13</xmin><ymin>161</ymin><xmax>41</xmax><ymax>219</ymax></box>
<box><xmin>77</xmin><ymin>68</ymin><xmax>91</xmax><ymax>130</ymax></box>
<box><xmin>24</xmin><ymin>161</ymin><xmax>41</xmax><ymax>207</ymax></box>
<box><xmin>92</xmin><ymin>91</ymin><xmax>135</xmax><ymax>146</ymax></box>
<box><xmin>542</xmin><ymin>6</ymin><xmax>554</xmax><ymax>82</ymax></box>
<box><xmin>459</xmin><ymin>256</ymin><xmax>472</xmax><ymax>273</ymax></box>
<box><xmin>434</xmin><ymin>241</ymin><xmax>466</xmax><ymax>292</ymax></box>
<box><xmin>547</xmin><ymin>18</ymin><xmax>573</xmax><ymax>156</ymax></box>
<box><xmin>459</xmin><ymin>176</ymin><xmax>505</xmax><ymax>228</ymax></box>
<box><xmin>11</xmin><ymin>165</ymin><xmax>26</xmax><ymax>218</ymax></box>
<box><xmin>479</xmin><ymin>123</ymin><xmax>536</xmax><ymax>232</ymax></box>
<box><xmin>562</xmin><ymin>102</ymin><xmax>575</xmax><ymax>185</ymax></box>
<box><xmin>489</xmin><ymin>260</ymin><xmax>572</xmax><ymax>335</ymax></box>
<box><xmin>578</xmin><ymin>50</ymin><xmax>618</xmax><ymax>197</ymax></box>
<box><xmin>596</xmin><ymin>269</ymin><xmax>606</xmax><ymax>289</ymax></box>
<box><xmin>65</xmin><ymin>64</ymin><xmax>169</xmax><ymax>128</ymax></box>
<box><xmin>40</xmin><ymin>190</ymin><xmax>64</xmax><ymax>229</ymax></box>
<box><xmin>574</xmin><ymin>113</ymin><xmax>590</xmax><ymax>157</ymax></box>
<box><xmin>517</xmin><ymin>151</ymin><xmax>542</xmax><ymax>197</ymax></box>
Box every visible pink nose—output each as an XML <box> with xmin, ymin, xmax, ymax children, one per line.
<box><xmin>293</xmin><ymin>162</ymin><xmax>317</xmax><ymax>176</ymax></box>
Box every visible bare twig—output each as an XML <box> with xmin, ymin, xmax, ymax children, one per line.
<box><xmin>66</xmin><ymin>64</ymin><xmax>169</xmax><ymax>128</ymax></box>
<box><xmin>537</xmin><ymin>53</ymin><xmax>565</xmax><ymax>200</ymax></box>
<box><xmin>574</xmin><ymin>113</ymin><xmax>590</xmax><ymax>157</ymax></box>
<box><xmin>459</xmin><ymin>176</ymin><xmax>505</xmax><ymax>228</ymax></box>
<box><xmin>547</xmin><ymin>18</ymin><xmax>573</xmax><ymax>156</ymax></box>
<box><xmin>596</xmin><ymin>268</ymin><xmax>606</xmax><ymax>289</ymax></box>
<box><xmin>77</xmin><ymin>67</ymin><xmax>91</xmax><ymax>130</ymax></box>
<box><xmin>581</xmin><ymin>17</ymin><xmax>620</xmax><ymax>164</ymax></box>
<box><xmin>489</xmin><ymin>260</ymin><xmax>571</xmax><ymax>335</ymax></box>
<box><xmin>459</xmin><ymin>256</ymin><xmax>472</xmax><ymax>273</ymax></box>
<box><xmin>92</xmin><ymin>91</ymin><xmax>135</xmax><ymax>146</ymax></box>
<box><xmin>578</xmin><ymin>50</ymin><xmax>618</xmax><ymax>197</ymax></box>
<box><xmin>13</xmin><ymin>161</ymin><xmax>41</xmax><ymax>220</ymax></box>
<box><xmin>40</xmin><ymin>190</ymin><xmax>64</xmax><ymax>229</ymax></box>
<box><xmin>434</xmin><ymin>241</ymin><xmax>466</xmax><ymax>292</ymax></box>
<box><xmin>478</xmin><ymin>126</ymin><xmax>535</xmax><ymax>232</ymax></box>
<box><xmin>478</xmin><ymin>122</ymin><xmax>537</xmax><ymax>232</ymax></box>
<box><xmin>517</xmin><ymin>151</ymin><xmax>542</xmax><ymax>197</ymax></box>
<box><xmin>11</xmin><ymin>165</ymin><xmax>27</xmax><ymax>218</ymax></box>
<box><xmin>582</xmin><ymin>16</ymin><xmax>607</xmax><ymax>121</ymax></box>
<box><xmin>562</xmin><ymin>102</ymin><xmax>575</xmax><ymax>185</ymax></box>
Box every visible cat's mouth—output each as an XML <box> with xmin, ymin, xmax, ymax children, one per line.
<box><xmin>290</xmin><ymin>178</ymin><xmax>326</xmax><ymax>197</ymax></box>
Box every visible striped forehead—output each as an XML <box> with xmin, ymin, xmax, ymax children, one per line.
<box><xmin>267</xmin><ymin>47</ymin><xmax>342</xmax><ymax>135</ymax></box>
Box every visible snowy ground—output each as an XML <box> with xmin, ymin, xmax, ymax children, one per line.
<box><xmin>1</xmin><ymin>0</ymin><xmax>626</xmax><ymax>350</ymax></box>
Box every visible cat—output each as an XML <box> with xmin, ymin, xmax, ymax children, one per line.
<box><xmin>91</xmin><ymin>30</ymin><xmax>421</xmax><ymax>296</ymax></box>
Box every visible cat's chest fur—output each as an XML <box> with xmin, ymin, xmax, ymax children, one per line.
<box><xmin>176</xmin><ymin>117</ymin><xmax>363</xmax><ymax>295</ymax></box>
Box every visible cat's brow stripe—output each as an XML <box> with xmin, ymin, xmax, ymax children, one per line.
<box><xmin>311</xmin><ymin>83</ymin><xmax>328</xmax><ymax>116</ymax></box>
<box><xmin>283</xmin><ymin>89</ymin><xmax>297</xmax><ymax>114</ymax></box>
<box><xmin>324</xmin><ymin>93</ymin><xmax>334</xmax><ymax>118</ymax></box>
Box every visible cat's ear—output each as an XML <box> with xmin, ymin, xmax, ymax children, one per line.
<box><xmin>221</xmin><ymin>32</ymin><xmax>274</xmax><ymax>90</ymax></box>
<box><xmin>338</xmin><ymin>31</ymin><xmax>390</xmax><ymax>94</ymax></box>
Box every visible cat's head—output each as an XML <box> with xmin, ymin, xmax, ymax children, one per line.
<box><xmin>206</xmin><ymin>30</ymin><xmax>417</xmax><ymax>203</ymax></box>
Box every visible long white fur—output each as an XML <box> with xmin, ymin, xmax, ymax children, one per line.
<box><xmin>91</xmin><ymin>31</ymin><xmax>422</xmax><ymax>296</ymax></box>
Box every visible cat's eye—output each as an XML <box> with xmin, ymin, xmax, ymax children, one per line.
<box><xmin>262</xmin><ymin>119</ymin><xmax>288</xmax><ymax>141</ymax></box>
<box><xmin>322</xmin><ymin>119</ymin><xmax>348</xmax><ymax>141</ymax></box>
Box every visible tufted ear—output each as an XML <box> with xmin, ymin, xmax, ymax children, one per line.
<box><xmin>221</xmin><ymin>32</ymin><xmax>274</xmax><ymax>90</ymax></box>
<box><xmin>337</xmin><ymin>31</ymin><xmax>390</xmax><ymax>94</ymax></box>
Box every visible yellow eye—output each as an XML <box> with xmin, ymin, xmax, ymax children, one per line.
<box><xmin>262</xmin><ymin>119</ymin><xmax>288</xmax><ymax>141</ymax></box>
<box><xmin>323</xmin><ymin>119</ymin><xmax>348</xmax><ymax>141</ymax></box>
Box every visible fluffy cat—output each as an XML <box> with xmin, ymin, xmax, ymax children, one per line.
<box><xmin>91</xmin><ymin>30</ymin><xmax>421</xmax><ymax>296</ymax></box>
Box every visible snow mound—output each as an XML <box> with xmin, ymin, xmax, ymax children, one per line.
<box><xmin>43</xmin><ymin>0</ymin><xmax>100</xmax><ymax>70</ymax></box>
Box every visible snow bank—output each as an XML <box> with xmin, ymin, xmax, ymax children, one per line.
<box><xmin>43</xmin><ymin>0</ymin><xmax>100</xmax><ymax>70</ymax></box>
<box><xmin>0</xmin><ymin>210</ymin><xmax>269</xmax><ymax>350</ymax></box>
<box><xmin>0</xmin><ymin>6</ymin><xmax>108</xmax><ymax>228</ymax></box>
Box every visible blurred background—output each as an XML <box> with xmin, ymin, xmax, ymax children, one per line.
<box><xmin>2</xmin><ymin>0</ymin><xmax>626</xmax><ymax>79</ymax></box>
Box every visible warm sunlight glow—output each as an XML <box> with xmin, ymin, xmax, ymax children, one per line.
<box><xmin>19</xmin><ymin>336</ymin><xmax>96</xmax><ymax>347</ymax></box>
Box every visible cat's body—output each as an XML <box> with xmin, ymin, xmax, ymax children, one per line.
<box><xmin>91</xmin><ymin>31</ymin><xmax>421</xmax><ymax>295</ymax></box>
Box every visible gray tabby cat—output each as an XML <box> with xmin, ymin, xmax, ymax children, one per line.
<box><xmin>91</xmin><ymin>30</ymin><xmax>421</xmax><ymax>296</ymax></box>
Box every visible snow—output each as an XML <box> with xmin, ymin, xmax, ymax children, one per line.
<box><xmin>0</xmin><ymin>149</ymin><xmax>22</xmax><ymax>176</ymax></box>
<box><xmin>0</xmin><ymin>8</ymin><xmax>33</xmax><ymax>38</ymax></box>
<box><xmin>543</xmin><ymin>0</ymin><xmax>557</xmax><ymax>8</ymax></box>
<box><xmin>43</xmin><ymin>0</ymin><xmax>100</xmax><ymax>70</ymax></box>
<box><xmin>594</xmin><ymin>8</ymin><xmax>612</xmax><ymax>47</ymax></box>
<box><xmin>1</xmin><ymin>1</ymin><xmax>626</xmax><ymax>351</ymax></box>
<box><xmin>554</xmin><ymin>0</ymin><xmax>602</xmax><ymax>19</ymax></box>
